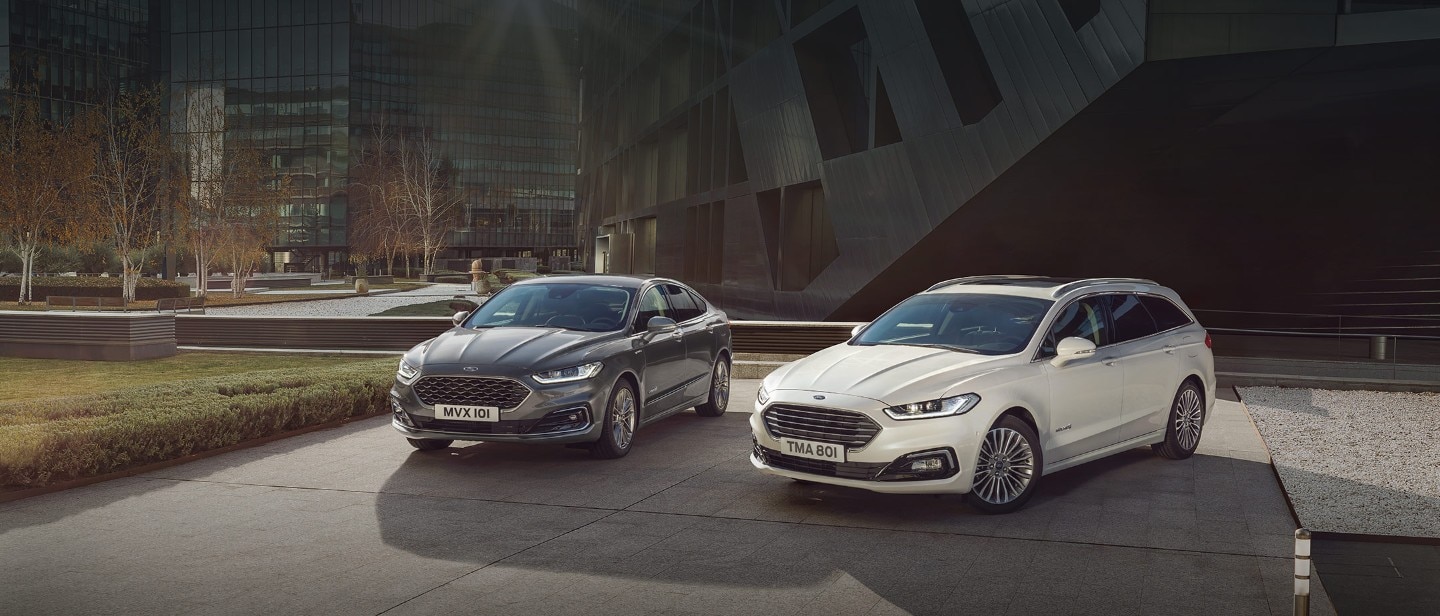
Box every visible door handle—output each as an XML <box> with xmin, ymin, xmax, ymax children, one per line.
<box><xmin>1163</xmin><ymin>345</ymin><xmax>1176</xmax><ymax>355</ymax></box>
<box><xmin>1102</xmin><ymin>357</ymin><xmax>1118</xmax><ymax>366</ymax></box>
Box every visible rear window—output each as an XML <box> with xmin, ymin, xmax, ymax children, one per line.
<box><xmin>1139</xmin><ymin>295</ymin><xmax>1192</xmax><ymax>332</ymax></box>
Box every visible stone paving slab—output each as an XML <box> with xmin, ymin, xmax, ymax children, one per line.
<box><xmin>0</xmin><ymin>380</ymin><xmax>1332</xmax><ymax>615</ymax></box>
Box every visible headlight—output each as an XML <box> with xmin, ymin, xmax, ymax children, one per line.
<box><xmin>532</xmin><ymin>361</ymin><xmax>603</xmax><ymax>384</ymax></box>
<box><xmin>756</xmin><ymin>384</ymin><xmax>771</xmax><ymax>407</ymax></box>
<box><xmin>396</xmin><ymin>359</ymin><xmax>420</xmax><ymax>384</ymax></box>
<box><xmin>883</xmin><ymin>393</ymin><xmax>980</xmax><ymax>420</ymax></box>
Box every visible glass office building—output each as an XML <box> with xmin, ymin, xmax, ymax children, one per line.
<box><xmin>170</xmin><ymin>0</ymin><xmax>579</xmax><ymax>273</ymax></box>
<box><xmin>1</xmin><ymin>0</ymin><xmax>163</xmax><ymax>119</ymax></box>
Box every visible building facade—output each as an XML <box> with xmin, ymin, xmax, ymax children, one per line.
<box><xmin>171</xmin><ymin>0</ymin><xmax>580</xmax><ymax>273</ymax></box>
<box><xmin>578</xmin><ymin>0</ymin><xmax>1440</xmax><ymax>332</ymax></box>
<box><xmin>3</xmin><ymin>0</ymin><xmax>579</xmax><ymax>274</ymax></box>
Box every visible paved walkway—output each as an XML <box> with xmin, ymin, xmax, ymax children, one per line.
<box><xmin>207</xmin><ymin>283</ymin><xmax>480</xmax><ymax>317</ymax></box>
<box><xmin>0</xmin><ymin>381</ymin><xmax>1332</xmax><ymax>615</ymax></box>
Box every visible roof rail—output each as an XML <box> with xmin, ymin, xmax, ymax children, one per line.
<box><xmin>1051</xmin><ymin>278</ymin><xmax>1158</xmax><ymax>298</ymax></box>
<box><xmin>924</xmin><ymin>275</ymin><xmax>1048</xmax><ymax>292</ymax></box>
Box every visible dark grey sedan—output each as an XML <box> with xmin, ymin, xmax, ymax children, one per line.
<box><xmin>390</xmin><ymin>275</ymin><xmax>733</xmax><ymax>458</ymax></box>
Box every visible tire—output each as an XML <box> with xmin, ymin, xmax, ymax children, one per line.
<box><xmin>590</xmin><ymin>379</ymin><xmax>638</xmax><ymax>459</ymax></box>
<box><xmin>407</xmin><ymin>438</ymin><xmax>452</xmax><ymax>451</ymax></box>
<box><xmin>694</xmin><ymin>356</ymin><xmax>731</xmax><ymax>417</ymax></box>
<box><xmin>965</xmin><ymin>415</ymin><xmax>1043</xmax><ymax>514</ymax></box>
<box><xmin>1153</xmin><ymin>381</ymin><xmax>1205</xmax><ymax>460</ymax></box>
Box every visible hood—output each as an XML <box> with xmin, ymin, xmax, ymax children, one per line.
<box><xmin>769</xmin><ymin>343</ymin><xmax>1012</xmax><ymax>404</ymax></box>
<box><xmin>416</xmin><ymin>327</ymin><xmax>613</xmax><ymax>369</ymax></box>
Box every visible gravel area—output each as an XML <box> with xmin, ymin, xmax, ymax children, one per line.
<box><xmin>206</xmin><ymin>283</ymin><xmax>481</xmax><ymax>317</ymax></box>
<box><xmin>1240</xmin><ymin>387</ymin><xmax>1440</xmax><ymax>538</ymax></box>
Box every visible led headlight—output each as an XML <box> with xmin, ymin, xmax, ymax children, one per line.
<box><xmin>756</xmin><ymin>384</ymin><xmax>771</xmax><ymax>407</ymax></box>
<box><xmin>396</xmin><ymin>359</ymin><xmax>420</xmax><ymax>384</ymax></box>
<box><xmin>532</xmin><ymin>361</ymin><xmax>603</xmax><ymax>384</ymax></box>
<box><xmin>883</xmin><ymin>393</ymin><xmax>980</xmax><ymax>420</ymax></box>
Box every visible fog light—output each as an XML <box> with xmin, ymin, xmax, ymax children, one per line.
<box><xmin>910</xmin><ymin>458</ymin><xmax>944</xmax><ymax>472</ymax></box>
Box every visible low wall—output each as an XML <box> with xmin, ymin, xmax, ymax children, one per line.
<box><xmin>178</xmin><ymin>276</ymin><xmax>315</xmax><ymax>291</ymax></box>
<box><xmin>0</xmin><ymin>311</ymin><xmax>176</xmax><ymax>361</ymax></box>
<box><xmin>176</xmin><ymin>315</ymin><xmax>451</xmax><ymax>351</ymax></box>
<box><xmin>173</xmin><ymin>316</ymin><xmax>860</xmax><ymax>355</ymax></box>
<box><xmin>0</xmin><ymin>283</ymin><xmax>188</xmax><ymax>301</ymax></box>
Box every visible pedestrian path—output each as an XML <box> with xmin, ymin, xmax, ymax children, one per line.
<box><xmin>207</xmin><ymin>283</ymin><xmax>478</xmax><ymax>317</ymax></box>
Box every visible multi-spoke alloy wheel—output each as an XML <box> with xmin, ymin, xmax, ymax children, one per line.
<box><xmin>696</xmin><ymin>358</ymin><xmax>730</xmax><ymax>417</ymax></box>
<box><xmin>973</xmin><ymin>428</ymin><xmax>1035</xmax><ymax>505</ymax></box>
<box><xmin>1154</xmin><ymin>381</ymin><xmax>1205</xmax><ymax>460</ymax></box>
<box><xmin>966</xmin><ymin>415</ymin><xmax>1042</xmax><ymax>514</ymax></box>
<box><xmin>592</xmin><ymin>380</ymin><xmax>637</xmax><ymax>459</ymax></box>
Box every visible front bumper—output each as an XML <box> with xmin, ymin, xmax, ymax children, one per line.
<box><xmin>748</xmin><ymin>390</ymin><xmax>984</xmax><ymax>495</ymax></box>
<box><xmin>389</xmin><ymin>364</ymin><xmax>615</xmax><ymax>445</ymax></box>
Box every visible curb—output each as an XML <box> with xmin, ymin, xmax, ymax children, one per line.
<box><xmin>0</xmin><ymin>411</ymin><xmax>389</xmax><ymax>504</ymax></box>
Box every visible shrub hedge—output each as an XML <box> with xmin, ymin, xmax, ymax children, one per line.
<box><xmin>434</xmin><ymin>275</ymin><xmax>471</xmax><ymax>284</ymax></box>
<box><xmin>0</xmin><ymin>277</ymin><xmax>189</xmax><ymax>301</ymax></box>
<box><xmin>0</xmin><ymin>359</ymin><xmax>394</xmax><ymax>487</ymax></box>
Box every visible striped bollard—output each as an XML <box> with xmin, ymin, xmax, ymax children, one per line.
<box><xmin>1294</xmin><ymin>528</ymin><xmax>1311</xmax><ymax>616</ymax></box>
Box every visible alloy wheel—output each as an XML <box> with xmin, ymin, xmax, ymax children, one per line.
<box><xmin>612</xmin><ymin>387</ymin><xmax>636</xmax><ymax>449</ymax></box>
<box><xmin>972</xmin><ymin>427</ymin><xmax>1035</xmax><ymax>505</ymax></box>
<box><xmin>1176</xmin><ymin>387</ymin><xmax>1203</xmax><ymax>451</ymax></box>
<box><xmin>712</xmin><ymin>361</ymin><xmax>730</xmax><ymax>411</ymax></box>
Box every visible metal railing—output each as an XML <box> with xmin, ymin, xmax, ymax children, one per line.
<box><xmin>1193</xmin><ymin>308</ymin><xmax>1440</xmax><ymax>364</ymax></box>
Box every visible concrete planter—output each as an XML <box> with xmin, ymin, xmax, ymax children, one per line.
<box><xmin>0</xmin><ymin>311</ymin><xmax>177</xmax><ymax>360</ymax></box>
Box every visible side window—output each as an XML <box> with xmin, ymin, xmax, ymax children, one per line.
<box><xmin>1108</xmin><ymin>294</ymin><xmax>1159</xmax><ymax>344</ymax></box>
<box><xmin>633</xmin><ymin>287</ymin><xmax>671</xmax><ymax>332</ymax></box>
<box><xmin>686</xmin><ymin>289</ymin><xmax>711</xmax><ymax>317</ymax></box>
<box><xmin>1040</xmin><ymin>297</ymin><xmax>1109</xmax><ymax>357</ymax></box>
<box><xmin>664</xmin><ymin>284</ymin><xmax>704</xmax><ymax>322</ymax></box>
<box><xmin>1140</xmin><ymin>295</ymin><xmax>1192</xmax><ymax>332</ymax></box>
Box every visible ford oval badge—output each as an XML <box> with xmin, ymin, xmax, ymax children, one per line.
<box><xmin>813</xmin><ymin>395</ymin><xmax>826</xmax><ymax>400</ymax></box>
<box><xmin>463</xmin><ymin>366</ymin><xmax>480</xmax><ymax>373</ymax></box>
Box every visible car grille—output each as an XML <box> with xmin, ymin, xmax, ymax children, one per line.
<box><xmin>413</xmin><ymin>376</ymin><xmax>530</xmax><ymax>409</ymax></box>
<box><xmin>762</xmin><ymin>404</ymin><xmax>881</xmax><ymax>448</ymax></box>
<box><xmin>754</xmin><ymin>444</ymin><xmax>889</xmax><ymax>480</ymax></box>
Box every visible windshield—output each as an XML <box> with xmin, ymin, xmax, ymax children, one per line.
<box><xmin>462</xmin><ymin>283</ymin><xmax>635</xmax><ymax>332</ymax></box>
<box><xmin>853</xmin><ymin>293</ymin><xmax>1053</xmax><ymax>356</ymax></box>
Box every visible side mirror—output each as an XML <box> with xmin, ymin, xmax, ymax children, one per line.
<box><xmin>645</xmin><ymin>316</ymin><xmax>678</xmax><ymax>339</ymax></box>
<box><xmin>451</xmin><ymin>311</ymin><xmax>469</xmax><ymax>326</ymax></box>
<box><xmin>1052</xmin><ymin>336</ymin><xmax>1097</xmax><ymax>367</ymax></box>
<box><xmin>851</xmin><ymin>324</ymin><xmax>865</xmax><ymax>338</ymax></box>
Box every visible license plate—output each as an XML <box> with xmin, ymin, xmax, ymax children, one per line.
<box><xmin>778</xmin><ymin>438</ymin><xmax>846</xmax><ymax>462</ymax></box>
<box><xmin>434</xmin><ymin>404</ymin><xmax>500</xmax><ymax>422</ymax></box>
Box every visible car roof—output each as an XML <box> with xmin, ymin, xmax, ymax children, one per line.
<box><xmin>922</xmin><ymin>275</ymin><xmax>1170</xmax><ymax>300</ymax></box>
<box><xmin>510</xmin><ymin>274</ymin><xmax>674</xmax><ymax>290</ymax></box>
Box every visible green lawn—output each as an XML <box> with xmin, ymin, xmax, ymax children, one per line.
<box><xmin>0</xmin><ymin>351</ymin><xmax>383</xmax><ymax>402</ymax></box>
<box><xmin>370</xmin><ymin>299</ymin><xmax>467</xmax><ymax>317</ymax></box>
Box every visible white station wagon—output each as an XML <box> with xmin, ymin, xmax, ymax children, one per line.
<box><xmin>750</xmin><ymin>277</ymin><xmax>1215</xmax><ymax>513</ymax></box>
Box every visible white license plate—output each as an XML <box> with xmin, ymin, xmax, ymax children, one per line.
<box><xmin>434</xmin><ymin>405</ymin><xmax>500</xmax><ymax>422</ymax></box>
<box><xmin>778</xmin><ymin>438</ymin><xmax>846</xmax><ymax>462</ymax></box>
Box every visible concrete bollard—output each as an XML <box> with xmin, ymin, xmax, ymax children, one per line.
<box><xmin>1294</xmin><ymin>528</ymin><xmax>1311</xmax><ymax>616</ymax></box>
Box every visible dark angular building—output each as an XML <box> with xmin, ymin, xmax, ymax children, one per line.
<box><xmin>578</xmin><ymin>0</ymin><xmax>1440</xmax><ymax>330</ymax></box>
<box><xmin>171</xmin><ymin>0</ymin><xmax>580</xmax><ymax>273</ymax></box>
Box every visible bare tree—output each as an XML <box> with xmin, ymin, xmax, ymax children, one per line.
<box><xmin>91</xmin><ymin>85</ymin><xmax>181</xmax><ymax>303</ymax></box>
<box><xmin>395</xmin><ymin>131</ymin><xmax>464</xmax><ymax>275</ymax></box>
<box><xmin>177</xmin><ymin>84</ymin><xmax>290</xmax><ymax>298</ymax></box>
<box><xmin>0</xmin><ymin>93</ymin><xmax>97</xmax><ymax>304</ymax></box>
<box><xmin>349</xmin><ymin>117</ymin><xmax>406</xmax><ymax>277</ymax></box>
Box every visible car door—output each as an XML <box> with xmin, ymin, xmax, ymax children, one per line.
<box><xmin>1104</xmin><ymin>294</ymin><xmax>1179</xmax><ymax>442</ymax></box>
<box><xmin>663</xmin><ymin>285</ymin><xmax>716</xmax><ymax>399</ymax></box>
<box><xmin>1040</xmin><ymin>296</ymin><xmax>1125</xmax><ymax>462</ymax></box>
<box><xmin>1136</xmin><ymin>294</ymin><xmax>1203</xmax><ymax>437</ymax></box>
<box><xmin>632</xmin><ymin>285</ymin><xmax>687</xmax><ymax>416</ymax></box>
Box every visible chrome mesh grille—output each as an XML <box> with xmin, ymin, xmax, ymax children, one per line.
<box><xmin>413</xmin><ymin>377</ymin><xmax>530</xmax><ymax>409</ymax></box>
<box><xmin>762</xmin><ymin>404</ymin><xmax>881</xmax><ymax>448</ymax></box>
